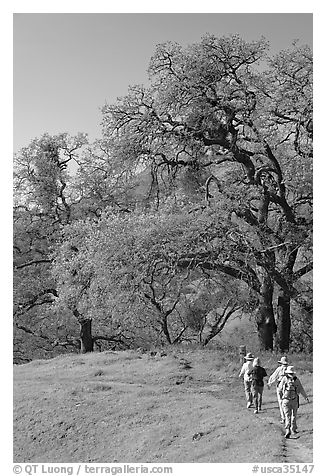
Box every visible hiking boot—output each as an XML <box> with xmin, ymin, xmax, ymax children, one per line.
<box><xmin>285</xmin><ymin>431</ymin><xmax>291</xmax><ymax>439</ymax></box>
<box><xmin>254</xmin><ymin>409</ymin><xmax>258</xmax><ymax>414</ymax></box>
<box><xmin>247</xmin><ymin>402</ymin><xmax>251</xmax><ymax>409</ymax></box>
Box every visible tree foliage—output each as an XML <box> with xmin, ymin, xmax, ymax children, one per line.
<box><xmin>14</xmin><ymin>35</ymin><xmax>313</xmax><ymax>359</ymax></box>
<box><xmin>52</xmin><ymin>207</ymin><xmax>253</xmax><ymax>346</ymax></box>
<box><xmin>13</xmin><ymin>133</ymin><xmax>88</xmax><ymax>360</ymax></box>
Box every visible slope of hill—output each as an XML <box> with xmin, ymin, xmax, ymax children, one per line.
<box><xmin>13</xmin><ymin>348</ymin><xmax>313</xmax><ymax>463</ymax></box>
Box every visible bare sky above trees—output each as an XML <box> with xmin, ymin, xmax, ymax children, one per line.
<box><xmin>13</xmin><ymin>12</ymin><xmax>312</xmax><ymax>152</ymax></box>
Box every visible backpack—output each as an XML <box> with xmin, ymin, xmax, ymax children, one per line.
<box><xmin>250</xmin><ymin>366</ymin><xmax>267</xmax><ymax>387</ymax></box>
<box><xmin>283</xmin><ymin>376</ymin><xmax>298</xmax><ymax>400</ymax></box>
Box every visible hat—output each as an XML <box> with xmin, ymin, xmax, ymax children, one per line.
<box><xmin>244</xmin><ymin>352</ymin><xmax>254</xmax><ymax>360</ymax></box>
<box><xmin>253</xmin><ymin>357</ymin><xmax>260</xmax><ymax>366</ymax></box>
<box><xmin>285</xmin><ymin>366</ymin><xmax>295</xmax><ymax>375</ymax></box>
<box><xmin>278</xmin><ymin>356</ymin><xmax>289</xmax><ymax>365</ymax></box>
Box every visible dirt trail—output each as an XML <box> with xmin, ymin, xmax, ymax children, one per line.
<box><xmin>281</xmin><ymin>399</ymin><xmax>313</xmax><ymax>463</ymax></box>
<box><xmin>282</xmin><ymin>431</ymin><xmax>313</xmax><ymax>463</ymax></box>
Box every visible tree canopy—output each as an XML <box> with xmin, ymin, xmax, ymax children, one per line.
<box><xmin>13</xmin><ymin>35</ymin><xmax>313</xmax><ymax>360</ymax></box>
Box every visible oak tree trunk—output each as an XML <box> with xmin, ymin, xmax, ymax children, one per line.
<box><xmin>255</xmin><ymin>192</ymin><xmax>277</xmax><ymax>350</ymax></box>
<box><xmin>275</xmin><ymin>289</ymin><xmax>291</xmax><ymax>352</ymax></box>
<box><xmin>161</xmin><ymin>314</ymin><xmax>172</xmax><ymax>344</ymax></box>
<box><xmin>80</xmin><ymin>319</ymin><xmax>94</xmax><ymax>353</ymax></box>
<box><xmin>256</xmin><ymin>272</ymin><xmax>277</xmax><ymax>350</ymax></box>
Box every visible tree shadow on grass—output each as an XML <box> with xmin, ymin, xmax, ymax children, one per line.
<box><xmin>298</xmin><ymin>428</ymin><xmax>313</xmax><ymax>435</ymax></box>
<box><xmin>260</xmin><ymin>405</ymin><xmax>280</xmax><ymax>411</ymax></box>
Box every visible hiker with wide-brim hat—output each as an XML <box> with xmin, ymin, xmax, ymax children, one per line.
<box><xmin>239</xmin><ymin>352</ymin><xmax>254</xmax><ymax>408</ymax></box>
<box><xmin>267</xmin><ymin>356</ymin><xmax>290</xmax><ymax>423</ymax></box>
<box><xmin>279</xmin><ymin>366</ymin><xmax>309</xmax><ymax>438</ymax></box>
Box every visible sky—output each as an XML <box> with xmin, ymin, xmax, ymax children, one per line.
<box><xmin>13</xmin><ymin>12</ymin><xmax>313</xmax><ymax>152</ymax></box>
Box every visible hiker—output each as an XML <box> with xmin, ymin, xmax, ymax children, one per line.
<box><xmin>267</xmin><ymin>356</ymin><xmax>289</xmax><ymax>423</ymax></box>
<box><xmin>248</xmin><ymin>357</ymin><xmax>267</xmax><ymax>414</ymax></box>
<box><xmin>239</xmin><ymin>352</ymin><xmax>254</xmax><ymax>408</ymax></box>
<box><xmin>278</xmin><ymin>366</ymin><xmax>309</xmax><ymax>438</ymax></box>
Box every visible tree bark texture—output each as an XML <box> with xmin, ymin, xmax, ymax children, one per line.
<box><xmin>161</xmin><ymin>314</ymin><xmax>172</xmax><ymax>344</ymax></box>
<box><xmin>275</xmin><ymin>246</ymin><xmax>298</xmax><ymax>352</ymax></box>
<box><xmin>256</xmin><ymin>272</ymin><xmax>277</xmax><ymax>350</ymax></box>
<box><xmin>80</xmin><ymin>319</ymin><xmax>94</xmax><ymax>353</ymax></box>
<box><xmin>275</xmin><ymin>289</ymin><xmax>291</xmax><ymax>352</ymax></box>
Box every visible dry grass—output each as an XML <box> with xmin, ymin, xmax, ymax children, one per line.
<box><xmin>13</xmin><ymin>348</ymin><xmax>313</xmax><ymax>463</ymax></box>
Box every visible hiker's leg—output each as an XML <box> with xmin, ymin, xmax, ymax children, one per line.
<box><xmin>252</xmin><ymin>386</ymin><xmax>259</xmax><ymax>410</ymax></box>
<box><xmin>249</xmin><ymin>382</ymin><xmax>253</xmax><ymax>404</ymax></box>
<box><xmin>283</xmin><ymin>400</ymin><xmax>291</xmax><ymax>432</ymax></box>
<box><xmin>244</xmin><ymin>381</ymin><xmax>252</xmax><ymax>404</ymax></box>
<box><xmin>258</xmin><ymin>387</ymin><xmax>263</xmax><ymax>410</ymax></box>
<box><xmin>291</xmin><ymin>401</ymin><xmax>299</xmax><ymax>432</ymax></box>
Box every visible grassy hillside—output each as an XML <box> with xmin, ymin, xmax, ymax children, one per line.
<box><xmin>13</xmin><ymin>348</ymin><xmax>313</xmax><ymax>463</ymax></box>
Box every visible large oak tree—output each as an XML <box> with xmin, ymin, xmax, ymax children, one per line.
<box><xmin>99</xmin><ymin>35</ymin><xmax>312</xmax><ymax>350</ymax></box>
